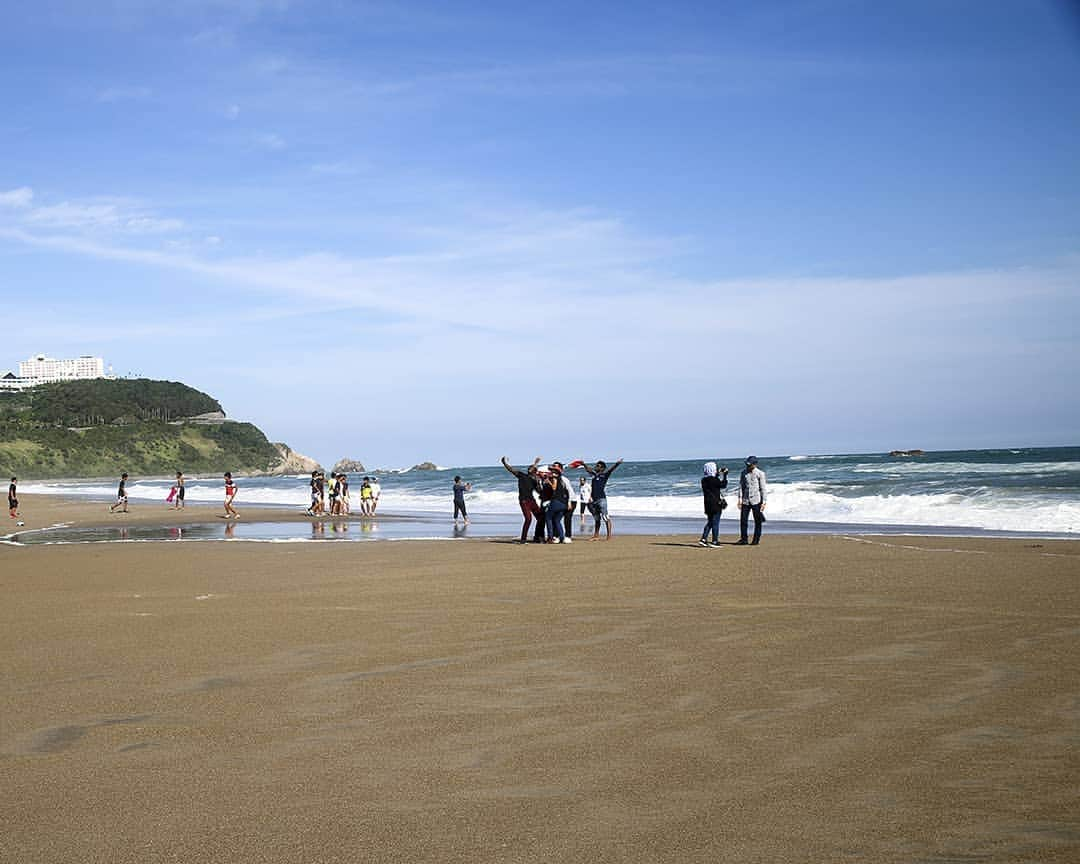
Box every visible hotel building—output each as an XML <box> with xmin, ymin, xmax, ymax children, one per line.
<box><xmin>0</xmin><ymin>354</ymin><xmax>111</xmax><ymax>391</ymax></box>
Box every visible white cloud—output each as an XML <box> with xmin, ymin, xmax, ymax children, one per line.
<box><xmin>1</xmin><ymin>189</ymin><xmax>186</xmax><ymax>238</ymax></box>
<box><xmin>0</xmin><ymin>187</ymin><xmax>33</xmax><ymax>208</ymax></box>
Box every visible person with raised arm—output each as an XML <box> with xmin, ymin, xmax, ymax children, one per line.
<box><xmin>501</xmin><ymin>455</ymin><xmax>542</xmax><ymax>544</ymax></box>
<box><xmin>581</xmin><ymin>458</ymin><xmax>624</xmax><ymax>541</ymax></box>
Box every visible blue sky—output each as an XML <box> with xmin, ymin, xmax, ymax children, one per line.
<box><xmin>1</xmin><ymin>0</ymin><xmax>1078</xmax><ymax>467</ymax></box>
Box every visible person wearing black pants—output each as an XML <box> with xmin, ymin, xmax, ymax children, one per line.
<box><xmin>737</xmin><ymin>456</ymin><xmax>767</xmax><ymax>545</ymax></box>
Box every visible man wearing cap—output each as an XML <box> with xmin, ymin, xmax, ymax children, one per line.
<box><xmin>737</xmin><ymin>456</ymin><xmax>767</xmax><ymax>545</ymax></box>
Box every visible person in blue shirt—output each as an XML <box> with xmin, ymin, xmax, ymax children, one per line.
<box><xmin>582</xmin><ymin>458</ymin><xmax>623</xmax><ymax>541</ymax></box>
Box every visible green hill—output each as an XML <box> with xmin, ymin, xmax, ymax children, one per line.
<box><xmin>0</xmin><ymin>379</ymin><xmax>284</xmax><ymax>479</ymax></box>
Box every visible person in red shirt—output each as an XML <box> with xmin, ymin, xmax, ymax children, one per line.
<box><xmin>223</xmin><ymin>472</ymin><xmax>239</xmax><ymax>520</ymax></box>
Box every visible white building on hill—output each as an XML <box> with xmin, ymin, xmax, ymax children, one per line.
<box><xmin>0</xmin><ymin>354</ymin><xmax>111</xmax><ymax>391</ymax></box>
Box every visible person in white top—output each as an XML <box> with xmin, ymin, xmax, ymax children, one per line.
<box><xmin>737</xmin><ymin>456</ymin><xmax>767</xmax><ymax>545</ymax></box>
<box><xmin>369</xmin><ymin>477</ymin><xmax>381</xmax><ymax>514</ymax></box>
<box><xmin>577</xmin><ymin>475</ymin><xmax>592</xmax><ymax>530</ymax></box>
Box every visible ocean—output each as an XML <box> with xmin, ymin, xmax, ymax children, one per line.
<box><xmin>16</xmin><ymin>446</ymin><xmax>1080</xmax><ymax>537</ymax></box>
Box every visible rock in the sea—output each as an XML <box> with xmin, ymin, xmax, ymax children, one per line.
<box><xmin>889</xmin><ymin>449</ymin><xmax>926</xmax><ymax>457</ymax></box>
<box><xmin>411</xmin><ymin>461</ymin><xmax>440</xmax><ymax>471</ymax></box>
<box><xmin>266</xmin><ymin>443</ymin><xmax>322</xmax><ymax>475</ymax></box>
<box><xmin>333</xmin><ymin>458</ymin><xmax>367</xmax><ymax>474</ymax></box>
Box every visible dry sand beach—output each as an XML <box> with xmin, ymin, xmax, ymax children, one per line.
<box><xmin>2</xmin><ymin>496</ymin><xmax>1079</xmax><ymax>862</ymax></box>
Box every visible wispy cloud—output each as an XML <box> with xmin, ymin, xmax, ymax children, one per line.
<box><xmin>1</xmin><ymin>188</ymin><xmax>186</xmax><ymax>237</ymax></box>
<box><xmin>0</xmin><ymin>187</ymin><xmax>33</xmax><ymax>208</ymax></box>
<box><xmin>96</xmin><ymin>85</ymin><xmax>153</xmax><ymax>103</ymax></box>
<box><xmin>253</xmin><ymin>132</ymin><xmax>286</xmax><ymax>150</ymax></box>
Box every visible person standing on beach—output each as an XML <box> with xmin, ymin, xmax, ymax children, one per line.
<box><xmin>578</xmin><ymin>476</ymin><xmax>591</xmax><ymax>530</ymax></box>
<box><xmin>544</xmin><ymin>462</ymin><xmax>572</xmax><ymax>543</ymax></box>
<box><xmin>453</xmin><ymin>476</ymin><xmax>472</xmax><ymax>523</ymax></box>
<box><xmin>339</xmin><ymin>473</ymin><xmax>350</xmax><ymax>515</ymax></box>
<box><xmin>502</xmin><ymin>456</ymin><xmax>542</xmax><ymax>544</ymax></box>
<box><xmin>360</xmin><ymin>477</ymin><xmax>373</xmax><ymax>515</ymax></box>
<box><xmin>307</xmin><ymin>471</ymin><xmax>321</xmax><ymax>516</ymax></box>
<box><xmin>328</xmin><ymin>473</ymin><xmax>340</xmax><ymax>516</ymax></box>
<box><xmin>737</xmin><ymin>456</ymin><xmax>767</xmax><ymax>545</ymax></box>
<box><xmin>173</xmin><ymin>471</ymin><xmax>186</xmax><ymax>510</ymax></box>
<box><xmin>109</xmin><ymin>472</ymin><xmax>129</xmax><ymax>513</ymax></box>
<box><xmin>369</xmin><ymin>476</ymin><xmax>381</xmax><ymax>514</ymax></box>
<box><xmin>583</xmin><ymin>458</ymin><xmax>623</xmax><ymax>541</ymax></box>
<box><xmin>8</xmin><ymin>477</ymin><xmax>18</xmax><ymax>519</ymax></box>
<box><xmin>223</xmin><ymin>472</ymin><xmax>239</xmax><ymax>520</ymax></box>
<box><xmin>699</xmin><ymin>462</ymin><xmax>728</xmax><ymax>547</ymax></box>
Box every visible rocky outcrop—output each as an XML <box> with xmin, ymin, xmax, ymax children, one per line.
<box><xmin>265</xmin><ymin>443</ymin><xmax>322</xmax><ymax>475</ymax></box>
<box><xmin>889</xmin><ymin>449</ymin><xmax>926</xmax><ymax>457</ymax></box>
<box><xmin>333</xmin><ymin>458</ymin><xmax>366</xmax><ymax>474</ymax></box>
<box><xmin>411</xmin><ymin>461</ymin><xmax>440</xmax><ymax>471</ymax></box>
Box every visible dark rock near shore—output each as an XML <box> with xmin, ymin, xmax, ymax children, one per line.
<box><xmin>333</xmin><ymin>458</ymin><xmax>366</xmax><ymax>474</ymax></box>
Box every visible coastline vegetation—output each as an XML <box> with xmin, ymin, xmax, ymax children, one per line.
<box><xmin>0</xmin><ymin>379</ymin><xmax>281</xmax><ymax>479</ymax></box>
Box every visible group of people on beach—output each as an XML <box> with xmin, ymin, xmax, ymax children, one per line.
<box><xmin>106</xmin><ymin>470</ymin><xmax>240</xmax><ymax>519</ymax></box>
<box><xmin>305</xmin><ymin>470</ymin><xmax>380</xmax><ymax>517</ymax></box>
<box><xmin>29</xmin><ymin>456</ymin><xmax>770</xmax><ymax>546</ymax></box>
<box><xmin>698</xmin><ymin>456</ymin><xmax>768</xmax><ymax>547</ymax></box>
<box><xmin>499</xmin><ymin>456</ymin><xmax>624</xmax><ymax>544</ymax></box>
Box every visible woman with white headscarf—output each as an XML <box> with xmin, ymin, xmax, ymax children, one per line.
<box><xmin>699</xmin><ymin>461</ymin><xmax>729</xmax><ymax>547</ymax></box>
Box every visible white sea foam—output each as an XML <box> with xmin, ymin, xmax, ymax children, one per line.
<box><xmin>850</xmin><ymin>460</ymin><xmax>1080</xmax><ymax>477</ymax></box>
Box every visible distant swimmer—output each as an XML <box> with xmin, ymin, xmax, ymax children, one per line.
<box><xmin>8</xmin><ymin>476</ymin><xmax>18</xmax><ymax>519</ymax></box>
<box><xmin>223</xmin><ymin>472</ymin><xmax>239</xmax><ymax>519</ymax></box>
<box><xmin>453</xmin><ymin>475</ymin><xmax>472</xmax><ymax>524</ymax></box>
<box><xmin>737</xmin><ymin>456</ymin><xmax>767</xmax><ymax>545</ymax></box>
<box><xmin>501</xmin><ymin>456</ymin><xmax>542</xmax><ymax>544</ymax></box>
<box><xmin>582</xmin><ymin>458</ymin><xmax>623</xmax><ymax>541</ymax></box>
<box><xmin>109</xmin><ymin>472</ymin><xmax>129</xmax><ymax>513</ymax></box>
<box><xmin>699</xmin><ymin>462</ymin><xmax>729</xmax><ymax>547</ymax></box>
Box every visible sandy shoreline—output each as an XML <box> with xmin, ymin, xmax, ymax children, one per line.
<box><xmin>2</xmin><ymin>496</ymin><xmax>1079</xmax><ymax>862</ymax></box>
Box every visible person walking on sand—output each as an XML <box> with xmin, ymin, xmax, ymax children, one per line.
<box><xmin>737</xmin><ymin>456</ymin><xmax>767</xmax><ymax>545</ymax></box>
<box><xmin>583</xmin><ymin>458</ymin><xmax>623</xmax><ymax>541</ymax></box>
<box><xmin>109</xmin><ymin>472</ymin><xmax>129</xmax><ymax>513</ymax></box>
<box><xmin>502</xmin><ymin>456</ymin><xmax>542</xmax><ymax>544</ymax></box>
<box><xmin>699</xmin><ymin>462</ymin><xmax>729</xmax><ymax>547</ymax></box>
<box><xmin>307</xmin><ymin>470</ymin><xmax>321</xmax><ymax>516</ymax></box>
<box><xmin>173</xmin><ymin>471</ymin><xmax>186</xmax><ymax>510</ymax></box>
<box><xmin>453</xmin><ymin>475</ymin><xmax>472</xmax><ymax>523</ymax></box>
<box><xmin>8</xmin><ymin>477</ymin><xmax>18</xmax><ymax>519</ymax></box>
<box><xmin>223</xmin><ymin>472</ymin><xmax>239</xmax><ymax>519</ymax></box>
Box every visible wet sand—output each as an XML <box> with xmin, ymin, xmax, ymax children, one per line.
<box><xmin>2</xmin><ymin>496</ymin><xmax>1079</xmax><ymax>862</ymax></box>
